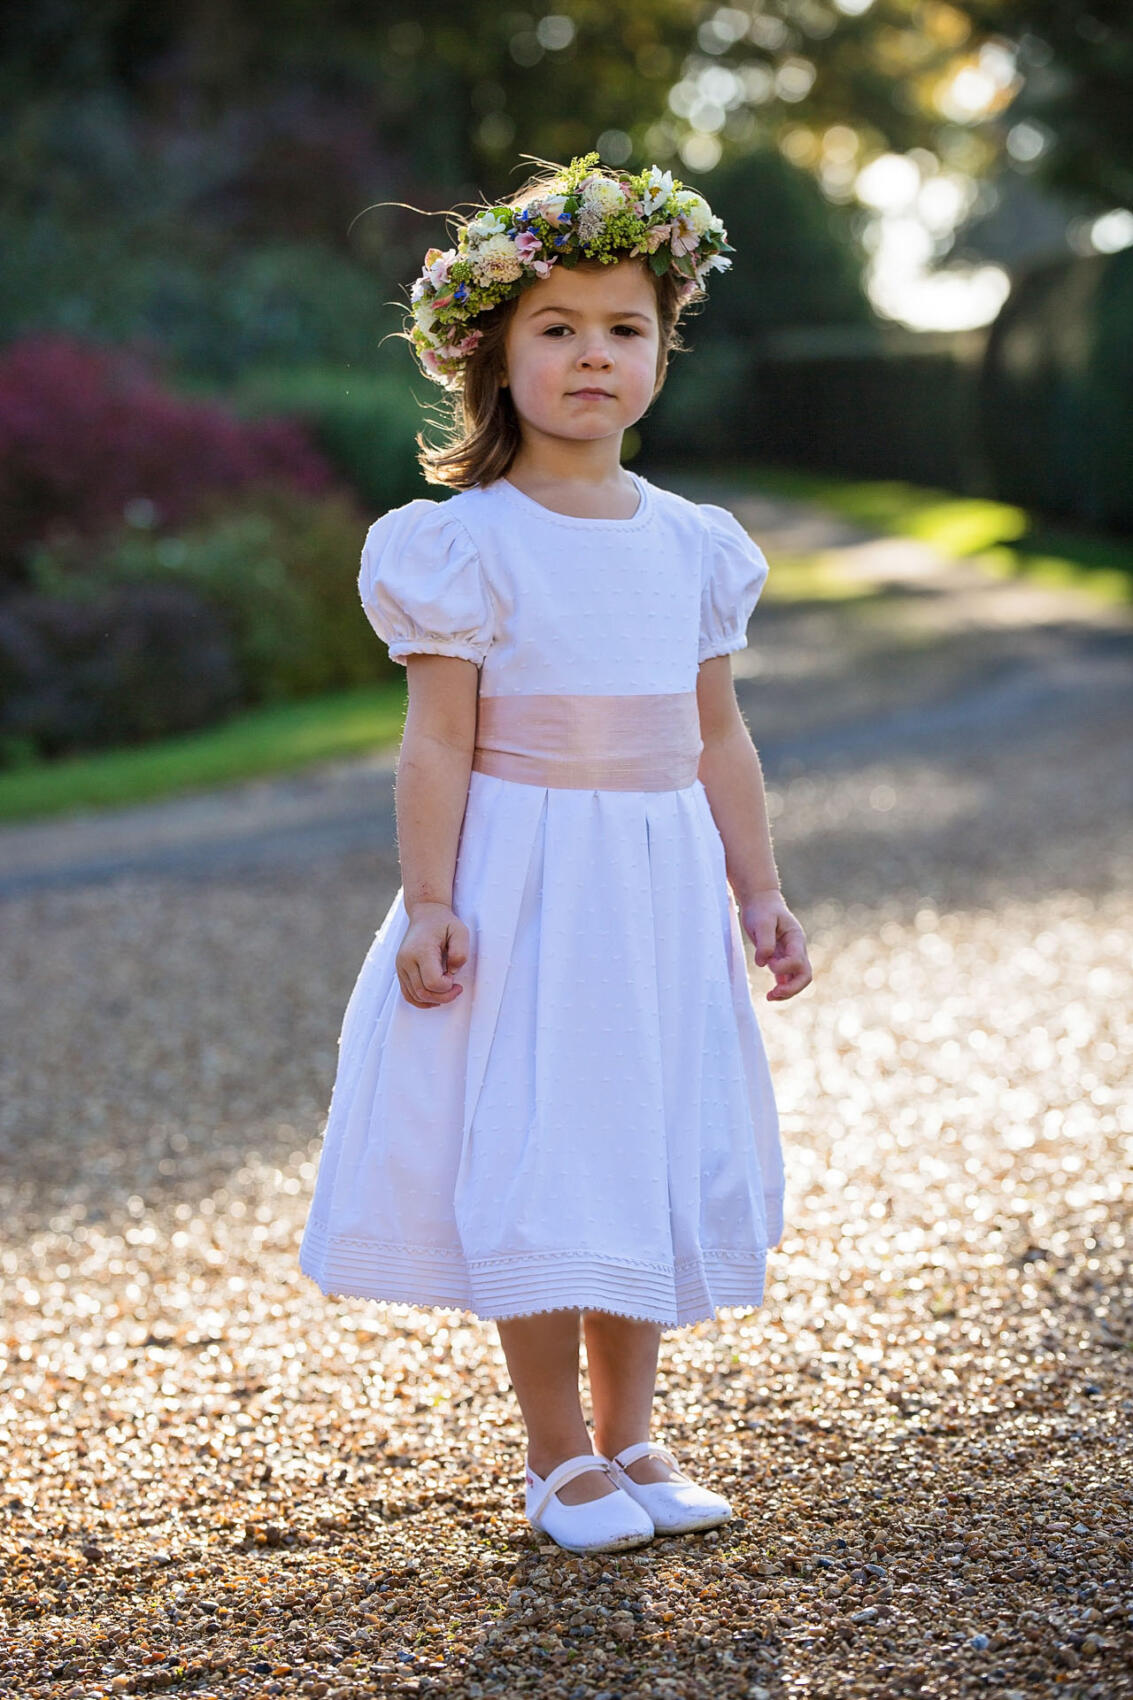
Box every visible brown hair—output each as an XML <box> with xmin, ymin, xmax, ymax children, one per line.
<box><xmin>394</xmin><ymin>161</ymin><xmax>705</xmax><ymax>492</ymax></box>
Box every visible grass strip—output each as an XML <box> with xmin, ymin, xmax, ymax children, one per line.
<box><xmin>708</xmin><ymin>462</ymin><xmax>1133</xmax><ymax>604</ymax></box>
<box><xmin>0</xmin><ymin>681</ymin><xmax>407</xmax><ymax>824</ymax></box>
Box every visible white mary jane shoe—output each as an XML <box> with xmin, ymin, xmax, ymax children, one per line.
<box><xmin>607</xmin><ymin>1441</ymin><xmax>733</xmax><ymax>1536</ymax></box>
<box><xmin>524</xmin><ymin>1454</ymin><xmax>655</xmax><ymax>1555</ymax></box>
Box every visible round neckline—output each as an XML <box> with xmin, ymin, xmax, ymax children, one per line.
<box><xmin>495</xmin><ymin>470</ymin><xmax>651</xmax><ymax>528</ymax></box>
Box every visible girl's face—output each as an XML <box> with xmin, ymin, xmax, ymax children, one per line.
<box><xmin>500</xmin><ymin>257</ymin><xmax>661</xmax><ymax>449</ymax></box>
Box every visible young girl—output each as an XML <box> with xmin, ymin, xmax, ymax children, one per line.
<box><xmin>300</xmin><ymin>152</ymin><xmax>812</xmax><ymax>1556</ymax></box>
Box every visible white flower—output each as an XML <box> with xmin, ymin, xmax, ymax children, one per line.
<box><xmin>465</xmin><ymin>210</ymin><xmax>509</xmax><ymax>246</ymax></box>
<box><xmin>674</xmin><ymin>190</ymin><xmax>714</xmax><ymax>236</ymax></box>
<box><xmin>470</xmin><ymin>233</ymin><xmax>525</xmax><ymax>285</ymax></box>
<box><xmin>580</xmin><ymin>177</ymin><xmax>625</xmax><ymax>219</ymax></box>
<box><xmin>640</xmin><ymin>166</ymin><xmax>677</xmax><ymax>217</ymax></box>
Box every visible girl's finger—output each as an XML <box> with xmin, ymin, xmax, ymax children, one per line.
<box><xmin>411</xmin><ymin>958</ymin><xmax>460</xmax><ymax>1003</ymax></box>
<box><xmin>770</xmin><ymin>922</ymin><xmax>808</xmax><ymax>957</ymax></box>
<box><xmin>743</xmin><ymin>914</ymin><xmax>777</xmax><ymax>964</ymax></box>
<box><xmin>444</xmin><ymin>927</ymin><xmax>470</xmax><ymax>971</ymax></box>
<box><xmin>753</xmin><ymin>929</ymin><xmax>779</xmax><ymax>967</ymax></box>
<box><xmin>767</xmin><ymin>963</ymin><xmax>812</xmax><ymax>998</ymax></box>
<box><xmin>419</xmin><ymin>961</ymin><xmax>454</xmax><ymax>996</ymax></box>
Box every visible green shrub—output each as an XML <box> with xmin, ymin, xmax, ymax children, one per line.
<box><xmin>221</xmin><ymin>364</ymin><xmax>430</xmax><ymax>514</ymax></box>
<box><xmin>0</xmin><ymin>210</ymin><xmax>398</xmax><ymax>384</ymax></box>
<box><xmin>27</xmin><ymin>486</ymin><xmax>399</xmax><ymax>711</ymax></box>
<box><xmin>979</xmin><ymin>248</ymin><xmax>1133</xmax><ymax>533</ymax></box>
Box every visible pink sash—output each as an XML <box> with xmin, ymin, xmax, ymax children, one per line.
<box><xmin>471</xmin><ymin>691</ymin><xmax>702</xmax><ymax>791</ymax></box>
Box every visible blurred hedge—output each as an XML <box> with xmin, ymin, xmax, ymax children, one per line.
<box><xmin>641</xmin><ymin>324</ymin><xmax>988</xmax><ymax>496</ymax></box>
<box><xmin>3</xmin><ymin>486</ymin><xmax>394</xmax><ymax>764</ymax></box>
<box><xmin>0</xmin><ymin>333</ymin><xmax>338</xmax><ymax>585</ymax></box>
<box><xmin>0</xmin><ymin>582</ymin><xmax>241</xmax><ymax>765</ymax></box>
<box><xmin>219</xmin><ymin>365</ymin><xmax>430</xmax><ymax>516</ymax></box>
<box><xmin>0</xmin><ymin>328</ymin><xmax>412</xmax><ymax>766</ymax></box>
<box><xmin>979</xmin><ymin>248</ymin><xmax>1133</xmax><ymax>533</ymax></box>
<box><xmin>0</xmin><ymin>212</ymin><xmax>395</xmax><ymax>384</ymax></box>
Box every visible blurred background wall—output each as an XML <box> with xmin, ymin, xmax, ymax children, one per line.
<box><xmin>1</xmin><ymin>0</ymin><xmax>1130</xmax><ymax>770</ymax></box>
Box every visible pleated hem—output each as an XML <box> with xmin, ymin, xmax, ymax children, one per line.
<box><xmin>299</xmin><ymin>1217</ymin><xmax>779</xmax><ymax>1330</ymax></box>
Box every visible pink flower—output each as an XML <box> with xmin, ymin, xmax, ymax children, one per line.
<box><xmin>514</xmin><ymin>230</ymin><xmax>544</xmax><ymax>263</ymax></box>
<box><xmin>669</xmin><ymin>213</ymin><xmax>701</xmax><ymax>258</ymax></box>
<box><xmin>534</xmin><ymin>194</ymin><xmax>571</xmax><ymax>228</ymax></box>
<box><xmin>644</xmin><ymin>222</ymin><xmax>672</xmax><ymax>254</ymax></box>
<box><xmin>532</xmin><ymin>256</ymin><xmax>558</xmax><ymax>279</ymax></box>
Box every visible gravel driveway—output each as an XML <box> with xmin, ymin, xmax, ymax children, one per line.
<box><xmin>1</xmin><ymin>482</ymin><xmax>1130</xmax><ymax>1700</ymax></box>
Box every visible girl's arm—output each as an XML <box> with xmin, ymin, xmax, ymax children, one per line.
<box><xmin>394</xmin><ymin>653</ymin><xmax>480</xmax><ymax>1007</ymax></box>
<box><xmin>696</xmin><ymin>656</ymin><xmax>812</xmax><ymax>1002</ymax></box>
<box><xmin>696</xmin><ymin>656</ymin><xmax>779</xmax><ymax>898</ymax></box>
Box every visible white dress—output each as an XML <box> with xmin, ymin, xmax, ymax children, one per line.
<box><xmin>299</xmin><ymin>469</ymin><xmax>786</xmax><ymax>1330</ymax></box>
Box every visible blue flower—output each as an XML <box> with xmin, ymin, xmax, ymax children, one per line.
<box><xmin>453</xmin><ymin>283</ymin><xmax>469</xmax><ymax>301</ymax></box>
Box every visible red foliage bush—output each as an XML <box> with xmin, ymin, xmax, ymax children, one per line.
<box><xmin>0</xmin><ymin>333</ymin><xmax>339</xmax><ymax>582</ymax></box>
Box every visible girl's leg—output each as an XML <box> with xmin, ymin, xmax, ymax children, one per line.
<box><xmin>583</xmin><ymin>1311</ymin><xmax>681</xmax><ymax>1484</ymax></box>
<box><xmin>496</xmin><ymin>1310</ymin><xmax>618</xmax><ymax>1505</ymax></box>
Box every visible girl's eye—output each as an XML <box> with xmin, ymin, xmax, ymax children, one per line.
<box><xmin>543</xmin><ymin>325</ymin><xmax>641</xmax><ymax>336</ymax></box>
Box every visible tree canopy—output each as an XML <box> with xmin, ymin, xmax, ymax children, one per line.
<box><xmin>2</xmin><ymin>0</ymin><xmax>1127</xmax><ymax>217</ymax></box>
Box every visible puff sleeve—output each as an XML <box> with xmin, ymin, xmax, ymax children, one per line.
<box><xmin>358</xmin><ymin>499</ymin><xmax>494</xmax><ymax>666</ymax></box>
<box><xmin>698</xmin><ymin>501</ymin><xmax>770</xmax><ymax>663</ymax></box>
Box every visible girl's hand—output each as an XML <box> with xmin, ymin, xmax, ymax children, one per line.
<box><xmin>739</xmin><ymin>888</ymin><xmax>812</xmax><ymax>1002</ymax></box>
<box><xmin>397</xmin><ymin>902</ymin><xmax>470</xmax><ymax>1008</ymax></box>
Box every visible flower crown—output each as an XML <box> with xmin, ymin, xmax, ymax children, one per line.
<box><xmin>407</xmin><ymin>151</ymin><xmax>734</xmax><ymax>391</ymax></box>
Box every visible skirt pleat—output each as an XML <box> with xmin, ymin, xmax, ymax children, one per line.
<box><xmin>299</xmin><ymin>771</ymin><xmax>785</xmax><ymax>1328</ymax></box>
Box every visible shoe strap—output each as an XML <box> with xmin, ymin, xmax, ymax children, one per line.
<box><xmin>610</xmin><ymin>1441</ymin><xmax>683</xmax><ymax>1478</ymax></box>
<box><xmin>527</xmin><ymin>1454</ymin><xmax>613</xmax><ymax>1523</ymax></box>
